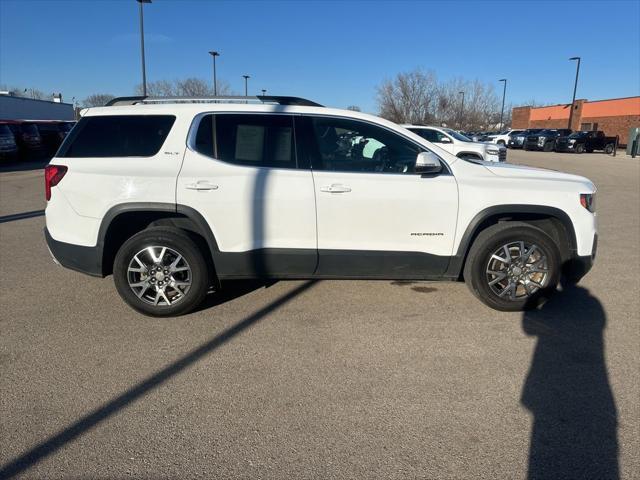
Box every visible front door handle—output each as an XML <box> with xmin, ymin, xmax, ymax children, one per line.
<box><xmin>320</xmin><ymin>184</ymin><xmax>351</xmax><ymax>193</ymax></box>
<box><xmin>185</xmin><ymin>181</ymin><xmax>219</xmax><ymax>191</ymax></box>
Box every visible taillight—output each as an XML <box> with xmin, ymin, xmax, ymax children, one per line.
<box><xmin>45</xmin><ymin>165</ymin><xmax>67</xmax><ymax>201</ymax></box>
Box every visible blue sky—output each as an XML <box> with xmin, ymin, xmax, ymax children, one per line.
<box><xmin>1</xmin><ymin>0</ymin><xmax>638</xmax><ymax>112</ymax></box>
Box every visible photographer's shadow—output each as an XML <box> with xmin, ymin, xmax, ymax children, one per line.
<box><xmin>521</xmin><ymin>284</ymin><xmax>619</xmax><ymax>480</ymax></box>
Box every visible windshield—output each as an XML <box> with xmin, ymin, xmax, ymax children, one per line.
<box><xmin>442</xmin><ymin>128</ymin><xmax>471</xmax><ymax>142</ymax></box>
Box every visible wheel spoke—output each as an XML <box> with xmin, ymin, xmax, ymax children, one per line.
<box><xmin>487</xmin><ymin>271</ymin><xmax>507</xmax><ymax>286</ymax></box>
<box><xmin>159</xmin><ymin>289</ymin><xmax>171</xmax><ymax>305</ymax></box>
<box><xmin>147</xmin><ymin>247</ymin><xmax>159</xmax><ymax>263</ymax></box>
<box><xmin>133</xmin><ymin>254</ymin><xmax>146</xmax><ymax>269</ymax></box>
<box><xmin>491</xmin><ymin>254</ymin><xmax>509</xmax><ymax>265</ymax></box>
<box><xmin>158</xmin><ymin>247</ymin><xmax>167</xmax><ymax>265</ymax></box>
<box><xmin>153</xmin><ymin>289</ymin><xmax>161</xmax><ymax>305</ymax></box>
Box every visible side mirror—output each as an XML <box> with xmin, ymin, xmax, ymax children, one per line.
<box><xmin>415</xmin><ymin>151</ymin><xmax>442</xmax><ymax>174</ymax></box>
<box><xmin>439</xmin><ymin>136</ymin><xmax>452</xmax><ymax>143</ymax></box>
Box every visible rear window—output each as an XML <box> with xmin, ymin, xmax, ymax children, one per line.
<box><xmin>59</xmin><ymin>115</ymin><xmax>175</xmax><ymax>157</ymax></box>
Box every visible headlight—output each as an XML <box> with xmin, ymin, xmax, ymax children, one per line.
<box><xmin>486</xmin><ymin>149</ymin><xmax>499</xmax><ymax>155</ymax></box>
<box><xmin>538</xmin><ymin>137</ymin><xmax>545</xmax><ymax>145</ymax></box>
<box><xmin>569</xmin><ymin>139</ymin><xmax>576</xmax><ymax>144</ymax></box>
<box><xmin>580</xmin><ymin>193</ymin><xmax>596</xmax><ymax>213</ymax></box>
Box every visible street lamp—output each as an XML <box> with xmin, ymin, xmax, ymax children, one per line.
<box><xmin>499</xmin><ymin>78</ymin><xmax>507</xmax><ymax>131</ymax></box>
<box><xmin>208</xmin><ymin>51</ymin><xmax>220</xmax><ymax>95</ymax></box>
<box><xmin>242</xmin><ymin>75</ymin><xmax>250</xmax><ymax>97</ymax></box>
<box><xmin>458</xmin><ymin>91</ymin><xmax>465</xmax><ymax>129</ymax></box>
<box><xmin>136</xmin><ymin>0</ymin><xmax>152</xmax><ymax>97</ymax></box>
<box><xmin>568</xmin><ymin>56</ymin><xmax>581</xmax><ymax>129</ymax></box>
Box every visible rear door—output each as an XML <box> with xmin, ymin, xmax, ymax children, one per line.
<box><xmin>177</xmin><ymin>113</ymin><xmax>317</xmax><ymax>278</ymax></box>
<box><xmin>300</xmin><ymin>115</ymin><xmax>458</xmax><ymax>278</ymax></box>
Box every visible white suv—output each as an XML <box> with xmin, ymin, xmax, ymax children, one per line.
<box><xmin>45</xmin><ymin>95</ymin><xmax>597</xmax><ymax>316</ymax></box>
<box><xmin>403</xmin><ymin>125</ymin><xmax>507</xmax><ymax>162</ymax></box>
<box><xmin>486</xmin><ymin>129</ymin><xmax>526</xmax><ymax>147</ymax></box>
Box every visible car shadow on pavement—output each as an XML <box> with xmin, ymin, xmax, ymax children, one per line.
<box><xmin>521</xmin><ymin>284</ymin><xmax>619</xmax><ymax>480</ymax></box>
<box><xmin>0</xmin><ymin>158</ymin><xmax>49</xmax><ymax>173</ymax></box>
<box><xmin>0</xmin><ymin>280</ymin><xmax>317</xmax><ymax>479</ymax></box>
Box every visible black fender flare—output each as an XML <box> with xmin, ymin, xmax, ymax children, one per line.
<box><xmin>97</xmin><ymin>202</ymin><xmax>220</xmax><ymax>275</ymax></box>
<box><xmin>444</xmin><ymin>204</ymin><xmax>577</xmax><ymax>278</ymax></box>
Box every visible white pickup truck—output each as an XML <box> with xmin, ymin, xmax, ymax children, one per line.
<box><xmin>485</xmin><ymin>129</ymin><xmax>526</xmax><ymax>147</ymax></box>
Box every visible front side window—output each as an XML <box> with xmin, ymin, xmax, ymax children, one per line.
<box><xmin>59</xmin><ymin>115</ymin><xmax>175</xmax><ymax>157</ymax></box>
<box><xmin>195</xmin><ymin>114</ymin><xmax>296</xmax><ymax>169</ymax></box>
<box><xmin>310</xmin><ymin>117</ymin><xmax>420</xmax><ymax>174</ymax></box>
<box><xmin>410</xmin><ymin>128</ymin><xmax>447</xmax><ymax>144</ymax></box>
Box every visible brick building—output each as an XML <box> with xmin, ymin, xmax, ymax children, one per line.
<box><xmin>512</xmin><ymin>96</ymin><xmax>640</xmax><ymax>145</ymax></box>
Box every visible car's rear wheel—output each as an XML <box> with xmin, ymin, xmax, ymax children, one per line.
<box><xmin>604</xmin><ymin>143</ymin><xmax>615</xmax><ymax>155</ymax></box>
<box><xmin>464</xmin><ymin>222</ymin><xmax>560</xmax><ymax>311</ymax></box>
<box><xmin>113</xmin><ymin>227</ymin><xmax>210</xmax><ymax>317</ymax></box>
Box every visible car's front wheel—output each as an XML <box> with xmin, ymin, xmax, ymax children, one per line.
<box><xmin>576</xmin><ymin>144</ymin><xmax>585</xmax><ymax>154</ymax></box>
<box><xmin>464</xmin><ymin>222</ymin><xmax>560</xmax><ymax>311</ymax></box>
<box><xmin>113</xmin><ymin>227</ymin><xmax>210</xmax><ymax>317</ymax></box>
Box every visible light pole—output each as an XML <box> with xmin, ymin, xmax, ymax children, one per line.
<box><xmin>208</xmin><ymin>51</ymin><xmax>220</xmax><ymax>95</ymax></box>
<box><xmin>136</xmin><ymin>0</ymin><xmax>151</xmax><ymax>97</ymax></box>
<box><xmin>243</xmin><ymin>75</ymin><xmax>250</xmax><ymax>97</ymax></box>
<box><xmin>458</xmin><ymin>91</ymin><xmax>465</xmax><ymax>129</ymax></box>
<box><xmin>499</xmin><ymin>78</ymin><xmax>507</xmax><ymax>131</ymax></box>
<box><xmin>568</xmin><ymin>56</ymin><xmax>581</xmax><ymax>129</ymax></box>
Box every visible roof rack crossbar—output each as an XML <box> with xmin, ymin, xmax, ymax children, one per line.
<box><xmin>105</xmin><ymin>95</ymin><xmax>323</xmax><ymax>107</ymax></box>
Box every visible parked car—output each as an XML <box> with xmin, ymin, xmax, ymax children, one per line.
<box><xmin>0</xmin><ymin>122</ymin><xmax>19</xmax><ymax>161</ymax></box>
<box><xmin>35</xmin><ymin>121</ymin><xmax>75</xmax><ymax>156</ymax></box>
<box><xmin>508</xmin><ymin>129</ymin><xmax>543</xmax><ymax>149</ymax></box>
<box><xmin>4</xmin><ymin>120</ymin><xmax>44</xmax><ymax>159</ymax></box>
<box><xmin>486</xmin><ymin>129</ymin><xmax>526</xmax><ymax>147</ymax></box>
<box><xmin>555</xmin><ymin>131</ymin><xmax>617</xmax><ymax>154</ymax></box>
<box><xmin>45</xmin><ymin>95</ymin><xmax>596</xmax><ymax>316</ymax></box>
<box><xmin>524</xmin><ymin>129</ymin><xmax>572</xmax><ymax>152</ymax></box>
<box><xmin>404</xmin><ymin>125</ymin><xmax>507</xmax><ymax>162</ymax></box>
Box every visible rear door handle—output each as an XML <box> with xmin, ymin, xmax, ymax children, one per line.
<box><xmin>320</xmin><ymin>184</ymin><xmax>351</xmax><ymax>193</ymax></box>
<box><xmin>185</xmin><ymin>181</ymin><xmax>219</xmax><ymax>191</ymax></box>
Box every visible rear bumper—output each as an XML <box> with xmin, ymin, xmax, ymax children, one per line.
<box><xmin>44</xmin><ymin>227</ymin><xmax>103</xmax><ymax>277</ymax></box>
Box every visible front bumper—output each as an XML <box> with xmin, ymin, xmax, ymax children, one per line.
<box><xmin>45</xmin><ymin>227</ymin><xmax>103</xmax><ymax>277</ymax></box>
<box><xmin>563</xmin><ymin>234</ymin><xmax>597</xmax><ymax>282</ymax></box>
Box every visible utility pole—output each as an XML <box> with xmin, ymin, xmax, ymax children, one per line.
<box><xmin>242</xmin><ymin>75</ymin><xmax>250</xmax><ymax>97</ymax></box>
<box><xmin>209</xmin><ymin>51</ymin><xmax>220</xmax><ymax>95</ymax></box>
<box><xmin>458</xmin><ymin>91</ymin><xmax>465</xmax><ymax>129</ymax></box>
<box><xmin>136</xmin><ymin>0</ymin><xmax>152</xmax><ymax>96</ymax></box>
<box><xmin>568</xmin><ymin>57</ymin><xmax>581</xmax><ymax>130</ymax></box>
<box><xmin>499</xmin><ymin>79</ymin><xmax>507</xmax><ymax>131</ymax></box>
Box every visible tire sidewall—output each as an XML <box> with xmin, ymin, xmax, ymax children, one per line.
<box><xmin>465</xmin><ymin>225</ymin><xmax>561</xmax><ymax>311</ymax></box>
<box><xmin>113</xmin><ymin>228</ymin><xmax>209</xmax><ymax>317</ymax></box>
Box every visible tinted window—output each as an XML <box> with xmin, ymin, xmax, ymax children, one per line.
<box><xmin>195</xmin><ymin>114</ymin><xmax>296</xmax><ymax>169</ymax></box>
<box><xmin>410</xmin><ymin>128</ymin><xmax>449</xmax><ymax>143</ymax></box>
<box><xmin>311</xmin><ymin>117</ymin><xmax>420</xmax><ymax>174</ymax></box>
<box><xmin>21</xmin><ymin>124</ymin><xmax>39</xmax><ymax>135</ymax></box>
<box><xmin>59</xmin><ymin>115</ymin><xmax>175</xmax><ymax>157</ymax></box>
<box><xmin>0</xmin><ymin>125</ymin><xmax>12</xmax><ymax>136</ymax></box>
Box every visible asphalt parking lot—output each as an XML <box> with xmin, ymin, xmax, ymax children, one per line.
<box><xmin>1</xmin><ymin>150</ymin><xmax>638</xmax><ymax>479</ymax></box>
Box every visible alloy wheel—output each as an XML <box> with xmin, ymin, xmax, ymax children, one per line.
<box><xmin>127</xmin><ymin>246</ymin><xmax>192</xmax><ymax>306</ymax></box>
<box><xmin>485</xmin><ymin>241</ymin><xmax>550</xmax><ymax>301</ymax></box>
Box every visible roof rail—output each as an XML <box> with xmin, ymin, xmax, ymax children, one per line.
<box><xmin>104</xmin><ymin>95</ymin><xmax>323</xmax><ymax>107</ymax></box>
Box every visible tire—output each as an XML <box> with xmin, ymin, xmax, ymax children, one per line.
<box><xmin>604</xmin><ymin>143</ymin><xmax>614</xmax><ymax>155</ymax></box>
<box><xmin>576</xmin><ymin>144</ymin><xmax>585</xmax><ymax>154</ymax></box>
<box><xmin>543</xmin><ymin>142</ymin><xmax>553</xmax><ymax>152</ymax></box>
<box><xmin>463</xmin><ymin>222</ymin><xmax>561</xmax><ymax>311</ymax></box>
<box><xmin>497</xmin><ymin>140</ymin><xmax>506</xmax><ymax>146</ymax></box>
<box><xmin>113</xmin><ymin>227</ymin><xmax>210</xmax><ymax>317</ymax></box>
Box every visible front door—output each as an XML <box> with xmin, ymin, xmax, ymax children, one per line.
<box><xmin>299</xmin><ymin>116</ymin><xmax>458</xmax><ymax>278</ymax></box>
<box><xmin>177</xmin><ymin>113</ymin><xmax>317</xmax><ymax>278</ymax></box>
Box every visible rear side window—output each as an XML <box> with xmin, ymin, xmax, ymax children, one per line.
<box><xmin>194</xmin><ymin>114</ymin><xmax>296</xmax><ymax>168</ymax></box>
<box><xmin>59</xmin><ymin>115</ymin><xmax>175</xmax><ymax>157</ymax></box>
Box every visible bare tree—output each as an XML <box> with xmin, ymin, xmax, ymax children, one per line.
<box><xmin>377</xmin><ymin>69</ymin><xmax>439</xmax><ymax>124</ymax></box>
<box><xmin>0</xmin><ymin>85</ymin><xmax>47</xmax><ymax>100</ymax></box>
<box><xmin>82</xmin><ymin>93</ymin><xmax>116</xmax><ymax>107</ymax></box>
<box><xmin>135</xmin><ymin>78</ymin><xmax>234</xmax><ymax>97</ymax></box>
<box><xmin>376</xmin><ymin>69</ymin><xmax>504</xmax><ymax>131</ymax></box>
